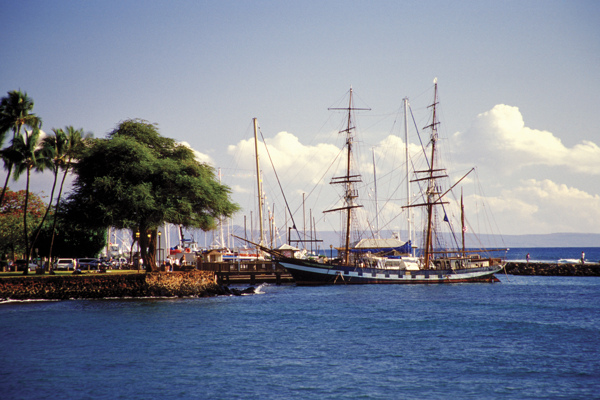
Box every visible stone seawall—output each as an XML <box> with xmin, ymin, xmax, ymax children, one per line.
<box><xmin>0</xmin><ymin>271</ymin><xmax>221</xmax><ymax>300</ymax></box>
<box><xmin>505</xmin><ymin>262</ymin><xmax>600</xmax><ymax>276</ymax></box>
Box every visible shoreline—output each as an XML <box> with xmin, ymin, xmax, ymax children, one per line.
<box><xmin>1</xmin><ymin>263</ymin><xmax>599</xmax><ymax>301</ymax></box>
<box><xmin>0</xmin><ymin>271</ymin><xmax>236</xmax><ymax>301</ymax></box>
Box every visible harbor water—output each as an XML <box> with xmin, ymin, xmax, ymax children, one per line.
<box><xmin>505</xmin><ymin>247</ymin><xmax>600</xmax><ymax>263</ymax></box>
<box><xmin>1</xmin><ymin>273</ymin><xmax>599</xmax><ymax>399</ymax></box>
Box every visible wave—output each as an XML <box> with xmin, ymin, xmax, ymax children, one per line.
<box><xmin>0</xmin><ymin>298</ymin><xmax>61</xmax><ymax>305</ymax></box>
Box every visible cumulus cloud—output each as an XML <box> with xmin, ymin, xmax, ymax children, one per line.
<box><xmin>225</xmin><ymin>130</ymin><xmax>422</xmax><ymax>234</ymax></box>
<box><xmin>227</xmin><ymin>131</ymin><xmax>341</xmax><ymax>187</ymax></box>
<box><xmin>452</xmin><ymin>104</ymin><xmax>600</xmax><ymax>174</ymax></box>
<box><xmin>225</xmin><ymin>123</ymin><xmax>600</xmax><ymax>236</ymax></box>
<box><xmin>231</xmin><ymin>184</ymin><xmax>252</xmax><ymax>194</ymax></box>
<box><xmin>371</xmin><ymin>135</ymin><xmax>422</xmax><ymax>174</ymax></box>
<box><xmin>469</xmin><ymin>179</ymin><xmax>600</xmax><ymax>234</ymax></box>
<box><xmin>179</xmin><ymin>141</ymin><xmax>214</xmax><ymax>165</ymax></box>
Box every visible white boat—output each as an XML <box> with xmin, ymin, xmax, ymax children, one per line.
<box><xmin>169</xmin><ymin>240</ymin><xmax>201</xmax><ymax>255</ymax></box>
<box><xmin>276</xmin><ymin>82</ymin><xmax>506</xmax><ymax>285</ymax></box>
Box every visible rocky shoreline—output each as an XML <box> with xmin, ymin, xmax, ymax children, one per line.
<box><xmin>0</xmin><ymin>271</ymin><xmax>253</xmax><ymax>301</ymax></box>
<box><xmin>2</xmin><ymin>263</ymin><xmax>598</xmax><ymax>301</ymax></box>
<box><xmin>504</xmin><ymin>262</ymin><xmax>600</xmax><ymax>276</ymax></box>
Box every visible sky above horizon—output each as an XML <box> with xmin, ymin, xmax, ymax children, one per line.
<box><xmin>1</xmin><ymin>0</ymin><xmax>599</xmax><ymax>241</ymax></box>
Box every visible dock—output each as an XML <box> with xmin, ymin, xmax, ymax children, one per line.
<box><xmin>197</xmin><ymin>260</ymin><xmax>294</xmax><ymax>285</ymax></box>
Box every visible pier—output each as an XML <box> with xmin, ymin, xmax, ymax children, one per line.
<box><xmin>197</xmin><ymin>260</ymin><xmax>293</xmax><ymax>285</ymax></box>
<box><xmin>504</xmin><ymin>261</ymin><xmax>600</xmax><ymax>276</ymax></box>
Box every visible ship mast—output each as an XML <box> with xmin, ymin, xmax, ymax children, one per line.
<box><xmin>423</xmin><ymin>80</ymin><xmax>440</xmax><ymax>268</ymax></box>
<box><xmin>403</xmin><ymin>97</ymin><xmax>412</xmax><ymax>253</ymax></box>
<box><xmin>461</xmin><ymin>188</ymin><xmax>466</xmax><ymax>255</ymax></box>
<box><xmin>325</xmin><ymin>87</ymin><xmax>369</xmax><ymax>266</ymax></box>
<box><xmin>403</xmin><ymin>83</ymin><xmax>478</xmax><ymax>265</ymax></box>
<box><xmin>401</xmin><ymin>79</ymin><xmax>451</xmax><ymax>268</ymax></box>
<box><xmin>219</xmin><ymin>168</ymin><xmax>225</xmax><ymax>247</ymax></box>
<box><xmin>372</xmin><ymin>148</ymin><xmax>380</xmax><ymax>238</ymax></box>
<box><xmin>253</xmin><ymin>118</ymin><xmax>265</xmax><ymax>247</ymax></box>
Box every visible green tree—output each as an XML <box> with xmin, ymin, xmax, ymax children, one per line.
<box><xmin>29</xmin><ymin>127</ymin><xmax>66</xmax><ymax>257</ymax></box>
<box><xmin>35</xmin><ymin>204</ymin><xmax>106</xmax><ymax>260</ymax></box>
<box><xmin>12</xmin><ymin>127</ymin><xmax>49</xmax><ymax>272</ymax></box>
<box><xmin>65</xmin><ymin>119</ymin><xmax>239</xmax><ymax>271</ymax></box>
<box><xmin>0</xmin><ymin>90</ymin><xmax>42</xmax><ymax>207</ymax></box>
<box><xmin>37</xmin><ymin>126</ymin><xmax>89</xmax><ymax>264</ymax></box>
<box><xmin>0</xmin><ymin>189</ymin><xmax>45</xmax><ymax>261</ymax></box>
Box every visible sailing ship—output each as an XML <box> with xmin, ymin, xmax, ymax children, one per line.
<box><xmin>276</xmin><ymin>82</ymin><xmax>506</xmax><ymax>285</ymax></box>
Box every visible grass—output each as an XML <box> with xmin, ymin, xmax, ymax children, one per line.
<box><xmin>0</xmin><ymin>269</ymin><xmax>145</xmax><ymax>278</ymax></box>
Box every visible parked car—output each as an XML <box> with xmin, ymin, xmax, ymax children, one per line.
<box><xmin>55</xmin><ymin>258</ymin><xmax>75</xmax><ymax>270</ymax></box>
<box><xmin>15</xmin><ymin>259</ymin><xmax>38</xmax><ymax>272</ymax></box>
<box><xmin>111</xmin><ymin>257</ymin><xmax>128</xmax><ymax>268</ymax></box>
<box><xmin>77</xmin><ymin>258</ymin><xmax>101</xmax><ymax>270</ymax></box>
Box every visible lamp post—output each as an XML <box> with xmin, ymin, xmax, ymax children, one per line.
<box><xmin>135</xmin><ymin>232</ymin><xmax>140</xmax><ymax>270</ymax></box>
<box><xmin>147</xmin><ymin>233</ymin><xmax>151</xmax><ymax>264</ymax></box>
<box><xmin>158</xmin><ymin>231</ymin><xmax>162</xmax><ymax>268</ymax></box>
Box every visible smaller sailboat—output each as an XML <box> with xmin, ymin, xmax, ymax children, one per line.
<box><xmin>276</xmin><ymin>83</ymin><xmax>505</xmax><ymax>285</ymax></box>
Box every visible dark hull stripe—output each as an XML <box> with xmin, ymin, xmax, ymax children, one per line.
<box><xmin>278</xmin><ymin>259</ymin><xmax>503</xmax><ymax>286</ymax></box>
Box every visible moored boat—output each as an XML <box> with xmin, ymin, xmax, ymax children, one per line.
<box><xmin>276</xmin><ymin>81</ymin><xmax>506</xmax><ymax>285</ymax></box>
<box><xmin>278</xmin><ymin>256</ymin><xmax>502</xmax><ymax>285</ymax></box>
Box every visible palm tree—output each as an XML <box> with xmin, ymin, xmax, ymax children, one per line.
<box><xmin>0</xmin><ymin>90</ymin><xmax>42</xmax><ymax>207</ymax></box>
<box><xmin>29</xmin><ymin>128</ymin><xmax>66</xmax><ymax>262</ymax></box>
<box><xmin>12</xmin><ymin>126</ymin><xmax>47</xmax><ymax>273</ymax></box>
<box><xmin>48</xmin><ymin>127</ymin><xmax>87</xmax><ymax>263</ymax></box>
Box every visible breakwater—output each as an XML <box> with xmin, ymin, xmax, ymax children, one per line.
<box><xmin>505</xmin><ymin>262</ymin><xmax>600</xmax><ymax>276</ymax></box>
<box><xmin>0</xmin><ymin>271</ymin><xmax>224</xmax><ymax>300</ymax></box>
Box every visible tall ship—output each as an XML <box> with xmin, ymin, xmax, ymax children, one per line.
<box><xmin>277</xmin><ymin>81</ymin><xmax>506</xmax><ymax>285</ymax></box>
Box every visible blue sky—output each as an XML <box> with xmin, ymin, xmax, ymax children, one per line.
<box><xmin>1</xmin><ymin>0</ymin><xmax>599</xmax><ymax>239</ymax></box>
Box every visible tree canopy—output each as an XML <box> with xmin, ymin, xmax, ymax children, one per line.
<box><xmin>0</xmin><ymin>90</ymin><xmax>98</xmax><ymax>267</ymax></box>
<box><xmin>64</xmin><ymin>119</ymin><xmax>239</xmax><ymax>270</ymax></box>
<box><xmin>0</xmin><ymin>189</ymin><xmax>46</xmax><ymax>259</ymax></box>
<box><xmin>0</xmin><ymin>90</ymin><xmax>42</xmax><ymax>212</ymax></box>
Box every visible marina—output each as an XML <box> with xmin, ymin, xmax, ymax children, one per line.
<box><xmin>2</xmin><ymin>3</ymin><xmax>599</xmax><ymax>400</ymax></box>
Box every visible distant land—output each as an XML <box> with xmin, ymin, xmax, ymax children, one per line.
<box><xmin>497</xmin><ymin>232</ymin><xmax>600</xmax><ymax>248</ymax></box>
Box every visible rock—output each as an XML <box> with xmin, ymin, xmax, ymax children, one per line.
<box><xmin>504</xmin><ymin>262</ymin><xmax>600</xmax><ymax>276</ymax></box>
<box><xmin>220</xmin><ymin>286</ymin><xmax>232</xmax><ymax>295</ymax></box>
<box><xmin>240</xmin><ymin>287</ymin><xmax>255</xmax><ymax>295</ymax></box>
<box><xmin>0</xmin><ymin>271</ymin><xmax>219</xmax><ymax>300</ymax></box>
<box><xmin>229</xmin><ymin>286</ymin><xmax>256</xmax><ymax>296</ymax></box>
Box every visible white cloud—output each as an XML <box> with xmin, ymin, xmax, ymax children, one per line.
<box><xmin>225</xmin><ymin>118</ymin><xmax>600</xmax><ymax>236</ymax></box>
<box><xmin>179</xmin><ymin>141</ymin><xmax>214</xmax><ymax>165</ymax></box>
<box><xmin>470</xmin><ymin>179</ymin><xmax>600</xmax><ymax>234</ymax></box>
<box><xmin>227</xmin><ymin>131</ymin><xmax>342</xmax><ymax>188</ymax></box>
<box><xmin>226</xmin><ymin>130</ymin><xmax>423</xmax><ymax>234</ymax></box>
<box><xmin>452</xmin><ymin>104</ymin><xmax>600</xmax><ymax>174</ymax></box>
<box><xmin>231</xmin><ymin>184</ymin><xmax>251</xmax><ymax>194</ymax></box>
<box><xmin>443</xmin><ymin>104</ymin><xmax>600</xmax><ymax>234</ymax></box>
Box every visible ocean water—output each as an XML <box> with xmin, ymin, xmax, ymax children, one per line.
<box><xmin>1</xmin><ymin>275</ymin><xmax>599</xmax><ymax>400</ymax></box>
<box><xmin>506</xmin><ymin>247</ymin><xmax>600</xmax><ymax>263</ymax></box>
